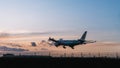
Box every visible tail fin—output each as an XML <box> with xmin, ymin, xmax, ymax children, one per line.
<box><xmin>80</xmin><ymin>31</ymin><xmax>87</xmax><ymax>40</ymax></box>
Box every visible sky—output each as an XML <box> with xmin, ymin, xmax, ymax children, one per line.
<box><xmin>0</xmin><ymin>0</ymin><xmax>120</xmax><ymax>42</ymax></box>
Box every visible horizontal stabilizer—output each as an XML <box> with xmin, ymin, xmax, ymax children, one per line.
<box><xmin>48</xmin><ymin>37</ymin><xmax>57</xmax><ymax>42</ymax></box>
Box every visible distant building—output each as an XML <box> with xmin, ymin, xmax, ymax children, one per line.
<box><xmin>3</xmin><ymin>53</ymin><xmax>15</xmax><ymax>57</ymax></box>
<box><xmin>31</xmin><ymin>42</ymin><xmax>37</xmax><ymax>47</ymax></box>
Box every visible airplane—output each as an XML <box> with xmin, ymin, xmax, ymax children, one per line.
<box><xmin>48</xmin><ymin>31</ymin><xmax>96</xmax><ymax>49</ymax></box>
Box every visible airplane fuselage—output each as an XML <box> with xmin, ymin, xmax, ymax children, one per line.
<box><xmin>48</xmin><ymin>31</ymin><xmax>96</xmax><ymax>49</ymax></box>
<box><xmin>54</xmin><ymin>40</ymin><xmax>84</xmax><ymax>47</ymax></box>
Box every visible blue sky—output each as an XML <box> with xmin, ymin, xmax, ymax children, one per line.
<box><xmin>0</xmin><ymin>0</ymin><xmax>120</xmax><ymax>42</ymax></box>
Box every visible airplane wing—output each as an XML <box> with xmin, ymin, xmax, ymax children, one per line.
<box><xmin>84</xmin><ymin>40</ymin><xmax>96</xmax><ymax>44</ymax></box>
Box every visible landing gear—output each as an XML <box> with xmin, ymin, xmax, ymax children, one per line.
<box><xmin>63</xmin><ymin>46</ymin><xmax>66</xmax><ymax>49</ymax></box>
<box><xmin>71</xmin><ymin>47</ymin><xmax>74</xmax><ymax>49</ymax></box>
<box><xmin>55</xmin><ymin>45</ymin><xmax>59</xmax><ymax>47</ymax></box>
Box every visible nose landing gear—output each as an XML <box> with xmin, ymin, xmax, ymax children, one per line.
<box><xmin>63</xmin><ymin>46</ymin><xmax>66</xmax><ymax>49</ymax></box>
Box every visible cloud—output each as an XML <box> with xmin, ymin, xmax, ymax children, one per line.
<box><xmin>41</xmin><ymin>48</ymin><xmax>48</xmax><ymax>51</ymax></box>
